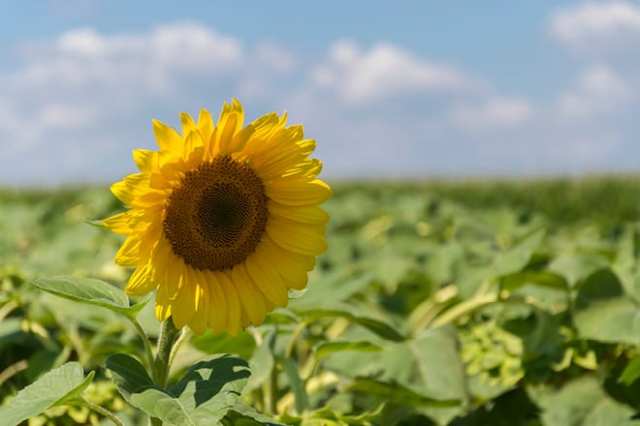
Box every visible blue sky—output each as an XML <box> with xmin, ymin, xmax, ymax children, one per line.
<box><xmin>1</xmin><ymin>0</ymin><xmax>639</xmax><ymax>185</ymax></box>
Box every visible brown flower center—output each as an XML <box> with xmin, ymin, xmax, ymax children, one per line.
<box><xmin>163</xmin><ymin>156</ymin><xmax>268</xmax><ymax>270</ymax></box>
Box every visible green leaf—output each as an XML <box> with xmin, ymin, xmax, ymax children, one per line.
<box><xmin>0</xmin><ymin>362</ymin><xmax>94</xmax><ymax>426</ymax></box>
<box><xmin>620</xmin><ymin>357</ymin><xmax>640</xmax><ymax>386</ymax></box>
<box><xmin>573</xmin><ymin>268</ymin><xmax>640</xmax><ymax>344</ymax></box>
<box><xmin>31</xmin><ymin>275</ymin><xmax>147</xmax><ymax>318</ymax></box>
<box><xmin>315</xmin><ymin>341</ymin><xmax>382</xmax><ymax>360</ymax></box>
<box><xmin>105</xmin><ymin>353</ymin><xmax>155</xmax><ymax>400</ymax></box>
<box><xmin>529</xmin><ymin>376</ymin><xmax>639</xmax><ymax>426</ymax></box>
<box><xmin>281</xmin><ymin>358</ymin><xmax>309</xmax><ymax>413</ymax></box>
<box><xmin>348</xmin><ymin>378</ymin><xmax>458</xmax><ymax>408</ymax></box>
<box><xmin>129</xmin><ymin>355</ymin><xmax>252</xmax><ymax>426</ymax></box>
<box><xmin>191</xmin><ymin>331</ymin><xmax>256</xmax><ymax>359</ymax></box>
<box><xmin>492</xmin><ymin>228</ymin><xmax>546</xmax><ymax>277</ymax></box>
<box><xmin>298</xmin><ymin>308</ymin><xmax>405</xmax><ymax>342</ymax></box>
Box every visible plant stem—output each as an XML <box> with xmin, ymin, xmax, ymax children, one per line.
<box><xmin>149</xmin><ymin>317</ymin><xmax>182</xmax><ymax>426</ymax></box>
<box><xmin>82</xmin><ymin>399</ymin><xmax>125</xmax><ymax>426</ymax></box>
<box><xmin>153</xmin><ymin>317</ymin><xmax>182</xmax><ymax>388</ymax></box>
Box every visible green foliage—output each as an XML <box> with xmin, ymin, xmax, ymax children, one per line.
<box><xmin>5</xmin><ymin>179</ymin><xmax>640</xmax><ymax>425</ymax></box>
<box><xmin>0</xmin><ymin>362</ymin><xmax>94</xmax><ymax>425</ymax></box>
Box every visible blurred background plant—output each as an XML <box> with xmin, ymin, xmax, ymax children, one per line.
<box><xmin>3</xmin><ymin>178</ymin><xmax>640</xmax><ymax>424</ymax></box>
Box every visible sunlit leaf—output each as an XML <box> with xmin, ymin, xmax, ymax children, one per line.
<box><xmin>31</xmin><ymin>275</ymin><xmax>148</xmax><ymax>318</ymax></box>
<box><xmin>0</xmin><ymin>362</ymin><xmax>94</xmax><ymax>426</ymax></box>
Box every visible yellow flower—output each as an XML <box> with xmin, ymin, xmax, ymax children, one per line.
<box><xmin>104</xmin><ymin>99</ymin><xmax>330</xmax><ymax>334</ymax></box>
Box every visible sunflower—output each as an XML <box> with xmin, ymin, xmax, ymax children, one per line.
<box><xmin>103</xmin><ymin>99</ymin><xmax>330</xmax><ymax>335</ymax></box>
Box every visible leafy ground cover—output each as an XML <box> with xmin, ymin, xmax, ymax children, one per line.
<box><xmin>3</xmin><ymin>177</ymin><xmax>640</xmax><ymax>425</ymax></box>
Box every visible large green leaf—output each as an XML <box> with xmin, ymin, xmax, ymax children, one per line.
<box><xmin>492</xmin><ymin>229</ymin><xmax>546</xmax><ymax>278</ymax></box>
<box><xmin>31</xmin><ymin>275</ymin><xmax>147</xmax><ymax>317</ymax></box>
<box><xmin>573</xmin><ymin>268</ymin><xmax>640</xmax><ymax>344</ymax></box>
<box><xmin>0</xmin><ymin>362</ymin><xmax>94</xmax><ymax>426</ymax></box>
<box><xmin>129</xmin><ymin>355</ymin><xmax>252</xmax><ymax>426</ymax></box>
<box><xmin>529</xmin><ymin>376</ymin><xmax>639</xmax><ymax>426</ymax></box>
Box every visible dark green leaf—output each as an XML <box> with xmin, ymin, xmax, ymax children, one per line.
<box><xmin>105</xmin><ymin>353</ymin><xmax>155</xmax><ymax>399</ymax></box>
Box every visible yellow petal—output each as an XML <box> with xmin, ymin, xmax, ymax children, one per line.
<box><xmin>197</xmin><ymin>108</ymin><xmax>214</xmax><ymax>143</ymax></box>
<box><xmin>155</xmin><ymin>283</ymin><xmax>172</xmax><ymax>321</ymax></box>
<box><xmin>217</xmin><ymin>272</ymin><xmax>242</xmax><ymax>335</ymax></box>
<box><xmin>267</xmin><ymin>218</ymin><xmax>327</xmax><ymax>256</ymax></box>
<box><xmin>266</xmin><ymin>178</ymin><xmax>332</xmax><ymax>206</ymax></box>
<box><xmin>115</xmin><ymin>236</ymin><xmax>142</xmax><ymax>266</ymax></box>
<box><xmin>202</xmin><ymin>270</ymin><xmax>228</xmax><ymax>334</ymax></box>
<box><xmin>260</xmin><ymin>238</ymin><xmax>313</xmax><ymax>290</ymax></box>
<box><xmin>231</xmin><ymin>264</ymin><xmax>267</xmax><ymax>326</ymax></box>
<box><xmin>126</xmin><ymin>264</ymin><xmax>156</xmax><ymax>295</ymax></box>
<box><xmin>102</xmin><ymin>212</ymin><xmax>132</xmax><ymax>235</ymax></box>
<box><xmin>152</xmin><ymin>119</ymin><xmax>182</xmax><ymax>154</ymax></box>
<box><xmin>180</xmin><ymin>112</ymin><xmax>197</xmax><ymax>136</ymax></box>
<box><xmin>268</xmin><ymin>202</ymin><xmax>329</xmax><ymax>225</ymax></box>
<box><xmin>183</xmin><ymin>129</ymin><xmax>204</xmax><ymax>159</ymax></box>
<box><xmin>189</xmin><ymin>279</ymin><xmax>209</xmax><ymax>335</ymax></box>
<box><xmin>171</xmin><ymin>273</ymin><xmax>196</xmax><ymax>329</ymax></box>
<box><xmin>245</xmin><ymin>250</ymin><xmax>288</xmax><ymax>307</ymax></box>
<box><xmin>132</xmin><ymin>149</ymin><xmax>157</xmax><ymax>173</ymax></box>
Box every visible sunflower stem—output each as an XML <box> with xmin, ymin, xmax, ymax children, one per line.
<box><xmin>153</xmin><ymin>317</ymin><xmax>182</xmax><ymax>388</ymax></box>
<box><xmin>149</xmin><ymin>317</ymin><xmax>182</xmax><ymax>426</ymax></box>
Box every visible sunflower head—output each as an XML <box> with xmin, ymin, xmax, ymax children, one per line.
<box><xmin>104</xmin><ymin>99</ymin><xmax>330</xmax><ymax>334</ymax></box>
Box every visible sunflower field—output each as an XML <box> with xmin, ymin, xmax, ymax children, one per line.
<box><xmin>3</xmin><ymin>177</ymin><xmax>640</xmax><ymax>425</ymax></box>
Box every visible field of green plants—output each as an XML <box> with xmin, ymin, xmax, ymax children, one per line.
<box><xmin>3</xmin><ymin>177</ymin><xmax>640</xmax><ymax>425</ymax></box>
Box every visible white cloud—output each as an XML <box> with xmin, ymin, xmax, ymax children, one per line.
<box><xmin>1</xmin><ymin>21</ymin><xmax>637</xmax><ymax>185</ymax></box>
<box><xmin>450</xmin><ymin>97</ymin><xmax>532</xmax><ymax>131</ymax></box>
<box><xmin>549</xmin><ymin>1</ymin><xmax>640</xmax><ymax>49</ymax></box>
<box><xmin>15</xmin><ymin>23</ymin><xmax>243</xmax><ymax>95</ymax></box>
<box><xmin>311</xmin><ymin>40</ymin><xmax>475</xmax><ymax>103</ymax></box>
<box><xmin>557</xmin><ymin>65</ymin><xmax>632</xmax><ymax>119</ymax></box>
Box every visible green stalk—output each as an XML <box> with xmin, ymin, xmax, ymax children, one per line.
<box><xmin>153</xmin><ymin>317</ymin><xmax>182</xmax><ymax>387</ymax></box>
<box><xmin>82</xmin><ymin>398</ymin><xmax>125</xmax><ymax>426</ymax></box>
<box><xmin>150</xmin><ymin>317</ymin><xmax>182</xmax><ymax>426</ymax></box>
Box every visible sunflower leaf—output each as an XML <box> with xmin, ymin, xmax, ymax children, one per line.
<box><xmin>297</xmin><ymin>308</ymin><xmax>405</xmax><ymax>341</ymax></box>
<box><xmin>105</xmin><ymin>353</ymin><xmax>155</xmax><ymax>402</ymax></box>
<box><xmin>0</xmin><ymin>362</ymin><xmax>94</xmax><ymax>426</ymax></box>
<box><xmin>128</xmin><ymin>355</ymin><xmax>253</xmax><ymax>426</ymax></box>
<box><xmin>31</xmin><ymin>275</ymin><xmax>146</xmax><ymax>318</ymax></box>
